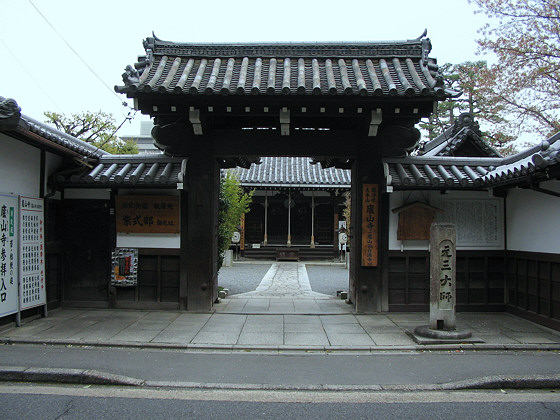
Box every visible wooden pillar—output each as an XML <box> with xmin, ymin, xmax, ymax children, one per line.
<box><xmin>287</xmin><ymin>191</ymin><xmax>292</xmax><ymax>246</ymax></box>
<box><xmin>349</xmin><ymin>155</ymin><xmax>389</xmax><ymax>313</ymax></box>
<box><xmin>310</xmin><ymin>192</ymin><xmax>315</xmax><ymax>248</ymax></box>
<box><xmin>180</xmin><ymin>153</ymin><xmax>219</xmax><ymax>311</ymax></box>
<box><xmin>263</xmin><ymin>191</ymin><xmax>268</xmax><ymax>246</ymax></box>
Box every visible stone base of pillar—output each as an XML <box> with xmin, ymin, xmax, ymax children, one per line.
<box><xmin>310</xmin><ymin>235</ymin><xmax>315</xmax><ymax>248</ymax></box>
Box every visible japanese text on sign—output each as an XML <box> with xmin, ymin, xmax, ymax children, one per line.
<box><xmin>438</xmin><ymin>240</ymin><xmax>454</xmax><ymax>310</ymax></box>
<box><xmin>361</xmin><ymin>184</ymin><xmax>378</xmax><ymax>267</ymax></box>
<box><xmin>0</xmin><ymin>194</ymin><xmax>18</xmax><ymax>317</ymax></box>
<box><xmin>19</xmin><ymin>196</ymin><xmax>46</xmax><ymax>310</ymax></box>
<box><xmin>115</xmin><ymin>195</ymin><xmax>180</xmax><ymax>234</ymax></box>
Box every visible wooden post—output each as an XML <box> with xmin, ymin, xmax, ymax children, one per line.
<box><xmin>263</xmin><ymin>192</ymin><xmax>268</xmax><ymax>246</ymax></box>
<box><xmin>310</xmin><ymin>192</ymin><xmax>315</xmax><ymax>248</ymax></box>
<box><xmin>287</xmin><ymin>191</ymin><xmax>292</xmax><ymax>246</ymax></box>
<box><xmin>349</xmin><ymin>155</ymin><xmax>388</xmax><ymax>313</ymax></box>
<box><xmin>181</xmin><ymin>153</ymin><xmax>219</xmax><ymax>311</ymax></box>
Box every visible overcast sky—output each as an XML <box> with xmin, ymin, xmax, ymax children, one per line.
<box><xmin>1</xmin><ymin>0</ymin><xmax>491</xmax><ymax>137</ymax></box>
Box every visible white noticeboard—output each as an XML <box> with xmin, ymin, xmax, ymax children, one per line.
<box><xmin>19</xmin><ymin>196</ymin><xmax>46</xmax><ymax>310</ymax></box>
<box><xmin>0</xmin><ymin>193</ymin><xmax>19</xmax><ymax>317</ymax></box>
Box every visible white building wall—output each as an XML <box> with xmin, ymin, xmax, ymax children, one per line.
<box><xmin>506</xmin><ymin>181</ymin><xmax>560</xmax><ymax>254</ymax></box>
<box><xmin>0</xmin><ymin>133</ymin><xmax>41</xmax><ymax>196</ymax></box>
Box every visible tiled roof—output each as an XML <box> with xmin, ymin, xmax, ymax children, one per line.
<box><xmin>421</xmin><ymin>113</ymin><xmax>501</xmax><ymax>158</ymax></box>
<box><xmin>386</xmin><ymin>131</ymin><xmax>560</xmax><ymax>189</ymax></box>
<box><xmin>115</xmin><ymin>34</ymin><xmax>451</xmax><ymax>98</ymax></box>
<box><xmin>228</xmin><ymin>157</ymin><xmax>350</xmax><ymax>188</ymax></box>
<box><xmin>483</xmin><ymin>133</ymin><xmax>560</xmax><ymax>186</ymax></box>
<box><xmin>0</xmin><ymin>96</ymin><xmax>106</xmax><ymax>159</ymax></box>
<box><xmin>384</xmin><ymin>156</ymin><xmax>501</xmax><ymax>189</ymax></box>
<box><xmin>54</xmin><ymin>155</ymin><xmax>184</xmax><ymax>187</ymax></box>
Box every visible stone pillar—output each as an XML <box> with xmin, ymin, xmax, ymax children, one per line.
<box><xmin>412</xmin><ymin>223</ymin><xmax>472</xmax><ymax>341</ymax></box>
<box><xmin>180</xmin><ymin>153</ymin><xmax>219</xmax><ymax>311</ymax></box>
<box><xmin>429</xmin><ymin>223</ymin><xmax>457</xmax><ymax>329</ymax></box>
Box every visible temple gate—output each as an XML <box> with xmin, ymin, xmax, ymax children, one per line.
<box><xmin>115</xmin><ymin>33</ymin><xmax>450</xmax><ymax>312</ymax></box>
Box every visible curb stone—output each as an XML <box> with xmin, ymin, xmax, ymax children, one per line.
<box><xmin>1</xmin><ymin>367</ymin><xmax>559</xmax><ymax>391</ymax></box>
<box><xmin>1</xmin><ymin>337</ymin><xmax>560</xmax><ymax>353</ymax></box>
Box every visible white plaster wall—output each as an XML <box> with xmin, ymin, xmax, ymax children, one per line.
<box><xmin>116</xmin><ymin>233</ymin><xmax>180</xmax><ymax>249</ymax></box>
<box><xmin>389</xmin><ymin>190</ymin><xmax>504</xmax><ymax>251</ymax></box>
<box><xmin>0</xmin><ymin>133</ymin><xmax>40</xmax><ymax>196</ymax></box>
<box><xmin>506</xmin><ymin>181</ymin><xmax>560</xmax><ymax>253</ymax></box>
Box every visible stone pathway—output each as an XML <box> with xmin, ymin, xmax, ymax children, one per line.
<box><xmin>215</xmin><ymin>262</ymin><xmax>351</xmax><ymax>314</ymax></box>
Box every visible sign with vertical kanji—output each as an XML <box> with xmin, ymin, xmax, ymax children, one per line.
<box><xmin>361</xmin><ymin>184</ymin><xmax>378</xmax><ymax>267</ymax></box>
<box><xmin>0</xmin><ymin>193</ymin><xmax>18</xmax><ymax>317</ymax></box>
<box><xmin>19</xmin><ymin>196</ymin><xmax>46</xmax><ymax>310</ymax></box>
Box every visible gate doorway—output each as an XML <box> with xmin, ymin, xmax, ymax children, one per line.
<box><xmin>115</xmin><ymin>34</ymin><xmax>447</xmax><ymax>312</ymax></box>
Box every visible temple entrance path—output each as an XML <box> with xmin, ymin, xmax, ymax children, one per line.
<box><xmin>215</xmin><ymin>262</ymin><xmax>352</xmax><ymax>314</ymax></box>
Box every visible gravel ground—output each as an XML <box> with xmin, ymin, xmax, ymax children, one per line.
<box><xmin>217</xmin><ymin>263</ymin><xmax>349</xmax><ymax>297</ymax></box>
<box><xmin>305</xmin><ymin>265</ymin><xmax>350</xmax><ymax>296</ymax></box>
<box><xmin>217</xmin><ymin>263</ymin><xmax>272</xmax><ymax>295</ymax></box>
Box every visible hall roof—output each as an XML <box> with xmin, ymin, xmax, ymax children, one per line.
<box><xmin>421</xmin><ymin>113</ymin><xmax>501</xmax><ymax>158</ymax></box>
<box><xmin>115</xmin><ymin>33</ymin><xmax>451</xmax><ymax>99</ymax></box>
<box><xmin>231</xmin><ymin>157</ymin><xmax>351</xmax><ymax>189</ymax></box>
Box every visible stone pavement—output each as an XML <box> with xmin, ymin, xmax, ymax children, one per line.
<box><xmin>215</xmin><ymin>262</ymin><xmax>351</xmax><ymax>314</ymax></box>
<box><xmin>0</xmin><ymin>262</ymin><xmax>559</xmax><ymax>351</ymax></box>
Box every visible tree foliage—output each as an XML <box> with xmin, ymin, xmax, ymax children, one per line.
<box><xmin>419</xmin><ymin>61</ymin><xmax>517</xmax><ymax>155</ymax></box>
<box><xmin>44</xmin><ymin>110</ymin><xmax>138</xmax><ymax>154</ymax></box>
<box><xmin>469</xmin><ymin>0</ymin><xmax>560</xmax><ymax>138</ymax></box>
<box><xmin>217</xmin><ymin>172</ymin><xmax>253</xmax><ymax>270</ymax></box>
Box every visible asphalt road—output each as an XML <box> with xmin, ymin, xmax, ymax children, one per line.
<box><xmin>1</xmin><ymin>385</ymin><xmax>559</xmax><ymax>420</ymax></box>
<box><xmin>1</xmin><ymin>344</ymin><xmax>559</xmax><ymax>388</ymax></box>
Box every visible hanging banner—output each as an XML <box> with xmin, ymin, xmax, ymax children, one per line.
<box><xmin>19</xmin><ymin>196</ymin><xmax>46</xmax><ymax>310</ymax></box>
<box><xmin>0</xmin><ymin>193</ymin><xmax>19</xmax><ymax>317</ymax></box>
<box><xmin>361</xmin><ymin>184</ymin><xmax>378</xmax><ymax>267</ymax></box>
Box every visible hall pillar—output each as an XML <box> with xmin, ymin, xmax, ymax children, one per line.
<box><xmin>180</xmin><ymin>153</ymin><xmax>220</xmax><ymax>311</ymax></box>
<box><xmin>349</xmin><ymin>155</ymin><xmax>389</xmax><ymax>313</ymax></box>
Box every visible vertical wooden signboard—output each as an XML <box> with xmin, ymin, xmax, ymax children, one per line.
<box><xmin>239</xmin><ymin>214</ymin><xmax>245</xmax><ymax>251</ymax></box>
<box><xmin>361</xmin><ymin>184</ymin><xmax>378</xmax><ymax>267</ymax></box>
<box><xmin>19</xmin><ymin>197</ymin><xmax>47</xmax><ymax>311</ymax></box>
<box><xmin>0</xmin><ymin>193</ymin><xmax>18</xmax><ymax>318</ymax></box>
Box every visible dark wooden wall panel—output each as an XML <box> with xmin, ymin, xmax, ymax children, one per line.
<box><xmin>388</xmin><ymin>250</ymin><xmax>506</xmax><ymax>311</ymax></box>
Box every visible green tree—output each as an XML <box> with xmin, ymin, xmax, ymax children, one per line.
<box><xmin>469</xmin><ymin>0</ymin><xmax>560</xmax><ymax>138</ymax></box>
<box><xmin>217</xmin><ymin>172</ymin><xmax>253</xmax><ymax>270</ymax></box>
<box><xmin>420</xmin><ymin>61</ymin><xmax>517</xmax><ymax>155</ymax></box>
<box><xmin>44</xmin><ymin>110</ymin><xmax>138</xmax><ymax>154</ymax></box>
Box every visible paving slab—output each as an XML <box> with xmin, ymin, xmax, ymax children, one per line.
<box><xmin>1</xmin><ymin>264</ymin><xmax>559</xmax><ymax>352</ymax></box>
<box><xmin>237</xmin><ymin>332</ymin><xmax>284</xmax><ymax>345</ymax></box>
<box><xmin>284</xmin><ymin>332</ymin><xmax>330</xmax><ymax>346</ymax></box>
<box><xmin>327</xmin><ymin>333</ymin><xmax>375</xmax><ymax>346</ymax></box>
